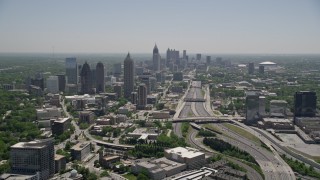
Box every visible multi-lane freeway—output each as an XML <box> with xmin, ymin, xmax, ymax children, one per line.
<box><xmin>173</xmin><ymin>80</ymin><xmax>295</xmax><ymax>180</ymax></box>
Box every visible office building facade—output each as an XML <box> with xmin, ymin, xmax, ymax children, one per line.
<box><xmin>96</xmin><ymin>62</ymin><xmax>105</xmax><ymax>93</ymax></box>
<box><xmin>153</xmin><ymin>44</ymin><xmax>161</xmax><ymax>72</ymax></box>
<box><xmin>124</xmin><ymin>53</ymin><xmax>134</xmax><ymax>100</ymax></box>
<box><xmin>294</xmin><ymin>91</ymin><xmax>317</xmax><ymax>117</ymax></box>
<box><xmin>137</xmin><ymin>84</ymin><xmax>147</xmax><ymax>110</ymax></box>
<box><xmin>10</xmin><ymin>139</ymin><xmax>55</xmax><ymax>180</ymax></box>
<box><xmin>65</xmin><ymin>58</ymin><xmax>78</xmax><ymax>84</ymax></box>
<box><xmin>80</xmin><ymin>62</ymin><xmax>92</xmax><ymax>94</ymax></box>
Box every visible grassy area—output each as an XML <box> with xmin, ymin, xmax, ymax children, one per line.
<box><xmin>213</xmin><ymin>110</ymin><xmax>222</xmax><ymax>115</ymax></box>
<box><xmin>201</xmin><ymin>89</ymin><xmax>205</xmax><ymax>97</ymax></box>
<box><xmin>287</xmin><ymin>147</ymin><xmax>320</xmax><ymax>164</ymax></box>
<box><xmin>122</xmin><ymin>173</ymin><xmax>137</xmax><ymax>180</ymax></box>
<box><xmin>181</xmin><ymin>122</ymin><xmax>190</xmax><ymax>137</ymax></box>
<box><xmin>282</xmin><ymin>154</ymin><xmax>320</xmax><ymax>178</ymax></box>
<box><xmin>203</xmin><ymin>124</ymin><xmax>223</xmax><ymax>134</ymax></box>
<box><xmin>187</xmin><ymin>110</ymin><xmax>194</xmax><ymax>117</ymax></box>
<box><xmin>222</xmin><ymin>123</ymin><xmax>260</xmax><ymax>144</ymax></box>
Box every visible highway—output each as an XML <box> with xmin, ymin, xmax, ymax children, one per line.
<box><xmin>213</xmin><ymin>123</ymin><xmax>295</xmax><ymax>180</ymax></box>
<box><xmin>186</xmin><ymin>128</ymin><xmax>263</xmax><ymax>180</ymax></box>
<box><xmin>173</xmin><ymin>80</ymin><xmax>295</xmax><ymax>180</ymax></box>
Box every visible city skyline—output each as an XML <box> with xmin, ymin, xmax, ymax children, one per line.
<box><xmin>0</xmin><ymin>0</ymin><xmax>320</xmax><ymax>54</ymax></box>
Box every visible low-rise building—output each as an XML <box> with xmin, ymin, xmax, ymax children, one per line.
<box><xmin>262</xmin><ymin>118</ymin><xmax>294</xmax><ymax>130</ymax></box>
<box><xmin>99</xmin><ymin>154</ymin><xmax>120</xmax><ymax>169</ymax></box>
<box><xmin>152</xmin><ymin>111</ymin><xmax>170</xmax><ymax>119</ymax></box>
<box><xmin>52</xmin><ymin>118</ymin><xmax>70</xmax><ymax>136</ymax></box>
<box><xmin>132</xmin><ymin>157</ymin><xmax>186</xmax><ymax>180</ymax></box>
<box><xmin>36</xmin><ymin>107</ymin><xmax>63</xmax><ymax>120</ymax></box>
<box><xmin>79</xmin><ymin>111</ymin><xmax>95</xmax><ymax>124</ymax></box>
<box><xmin>0</xmin><ymin>173</ymin><xmax>39</xmax><ymax>180</ymax></box>
<box><xmin>164</xmin><ymin>147</ymin><xmax>206</xmax><ymax>170</ymax></box>
<box><xmin>71</xmin><ymin>142</ymin><xmax>91</xmax><ymax>161</ymax></box>
<box><xmin>55</xmin><ymin>154</ymin><xmax>66</xmax><ymax>173</ymax></box>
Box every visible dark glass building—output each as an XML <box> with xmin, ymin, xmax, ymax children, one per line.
<box><xmin>80</xmin><ymin>62</ymin><xmax>92</xmax><ymax>94</ymax></box>
<box><xmin>294</xmin><ymin>91</ymin><xmax>317</xmax><ymax>117</ymax></box>
<box><xmin>124</xmin><ymin>53</ymin><xmax>134</xmax><ymax>100</ymax></box>
<box><xmin>96</xmin><ymin>62</ymin><xmax>105</xmax><ymax>93</ymax></box>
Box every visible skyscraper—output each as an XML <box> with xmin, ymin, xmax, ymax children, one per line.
<box><xmin>248</xmin><ymin>62</ymin><xmax>254</xmax><ymax>74</ymax></box>
<box><xmin>245</xmin><ymin>91</ymin><xmax>260</xmax><ymax>125</ymax></box>
<box><xmin>113</xmin><ymin>63</ymin><xmax>122</xmax><ymax>77</ymax></box>
<box><xmin>57</xmin><ymin>74</ymin><xmax>66</xmax><ymax>92</ymax></box>
<box><xmin>10</xmin><ymin>138</ymin><xmax>55</xmax><ymax>180</ymax></box>
<box><xmin>46</xmin><ymin>75</ymin><xmax>59</xmax><ymax>94</ymax></box>
<box><xmin>65</xmin><ymin>58</ymin><xmax>78</xmax><ymax>84</ymax></box>
<box><xmin>96</xmin><ymin>62</ymin><xmax>105</xmax><ymax>93</ymax></box>
<box><xmin>294</xmin><ymin>91</ymin><xmax>317</xmax><ymax>117</ymax></box>
<box><xmin>153</xmin><ymin>44</ymin><xmax>161</xmax><ymax>72</ymax></box>
<box><xmin>183</xmin><ymin>50</ymin><xmax>187</xmax><ymax>59</ymax></box>
<box><xmin>80</xmin><ymin>62</ymin><xmax>92</xmax><ymax>94</ymax></box>
<box><xmin>137</xmin><ymin>84</ymin><xmax>147</xmax><ymax>110</ymax></box>
<box><xmin>124</xmin><ymin>53</ymin><xmax>134</xmax><ymax>100</ymax></box>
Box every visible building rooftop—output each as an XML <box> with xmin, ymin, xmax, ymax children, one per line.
<box><xmin>54</xmin><ymin>117</ymin><xmax>70</xmax><ymax>124</ymax></box>
<box><xmin>102</xmin><ymin>155</ymin><xmax>120</xmax><ymax>161</ymax></box>
<box><xmin>259</xmin><ymin>61</ymin><xmax>277</xmax><ymax>65</ymax></box>
<box><xmin>55</xmin><ymin>154</ymin><xmax>65</xmax><ymax>160</ymax></box>
<box><xmin>11</xmin><ymin>138</ymin><xmax>53</xmax><ymax>149</ymax></box>
<box><xmin>263</xmin><ymin>118</ymin><xmax>292</xmax><ymax>123</ymax></box>
<box><xmin>165</xmin><ymin>147</ymin><xmax>204</xmax><ymax>159</ymax></box>
<box><xmin>71</xmin><ymin>142</ymin><xmax>90</xmax><ymax>151</ymax></box>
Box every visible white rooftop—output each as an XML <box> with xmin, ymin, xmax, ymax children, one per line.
<box><xmin>259</xmin><ymin>61</ymin><xmax>277</xmax><ymax>65</ymax></box>
<box><xmin>165</xmin><ymin>147</ymin><xmax>204</xmax><ymax>159</ymax></box>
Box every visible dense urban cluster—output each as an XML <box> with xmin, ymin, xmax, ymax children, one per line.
<box><xmin>0</xmin><ymin>48</ymin><xmax>320</xmax><ymax>180</ymax></box>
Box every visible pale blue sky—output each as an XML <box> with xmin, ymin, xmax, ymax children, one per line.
<box><xmin>0</xmin><ymin>0</ymin><xmax>319</xmax><ymax>54</ymax></box>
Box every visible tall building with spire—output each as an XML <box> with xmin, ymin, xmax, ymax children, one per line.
<box><xmin>80</xmin><ymin>62</ymin><xmax>92</xmax><ymax>94</ymax></box>
<box><xmin>153</xmin><ymin>44</ymin><xmax>161</xmax><ymax>72</ymax></box>
<box><xmin>96</xmin><ymin>62</ymin><xmax>105</xmax><ymax>93</ymax></box>
<box><xmin>124</xmin><ymin>53</ymin><xmax>134</xmax><ymax>100</ymax></box>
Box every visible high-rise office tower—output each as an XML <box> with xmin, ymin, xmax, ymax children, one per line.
<box><xmin>131</xmin><ymin>92</ymin><xmax>138</xmax><ymax>105</ymax></box>
<box><xmin>57</xmin><ymin>74</ymin><xmax>66</xmax><ymax>92</ymax></box>
<box><xmin>248</xmin><ymin>62</ymin><xmax>254</xmax><ymax>74</ymax></box>
<box><xmin>113</xmin><ymin>84</ymin><xmax>122</xmax><ymax>98</ymax></box>
<box><xmin>124</xmin><ymin>53</ymin><xmax>134</xmax><ymax>100</ymax></box>
<box><xmin>183</xmin><ymin>50</ymin><xmax>187</xmax><ymax>59</ymax></box>
<box><xmin>196</xmin><ymin>54</ymin><xmax>201</xmax><ymax>61</ymax></box>
<box><xmin>294</xmin><ymin>91</ymin><xmax>317</xmax><ymax>117</ymax></box>
<box><xmin>138</xmin><ymin>84</ymin><xmax>147</xmax><ymax>110</ymax></box>
<box><xmin>46</xmin><ymin>76</ymin><xmax>59</xmax><ymax>94</ymax></box>
<box><xmin>96</xmin><ymin>62</ymin><xmax>105</xmax><ymax>93</ymax></box>
<box><xmin>80</xmin><ymin>62</ymin><xmax>92</xmax><ymax>94</ymax></box>
<box><xmin>245</xmin><ymin>91</ymin><xmax>260</xmax><ymax>125</ymax></box>
<box><xmin>65</xmin><ymin>58</ymin><xmax>78</xmax><ymax>84</ymax></box>
<box><xmin>140</xmin><ymin>76</ymin><xmax>151</xmax><ymax>94</ymax></box>
<box><xmin>259</xmin><ymin>65</ymin><xmax>265</xmax><ymax>74</ymax></box>
<box><xmin>153</xmin><ymin>44</ymin><xmax>161</xmax><ymax>72</ymax></box>
<box><xmin>10</xmin><ymin>138</ymin><xmax>55</xmax><ymax>180</ymax></box>
<box><xmin>206</xmin><ymin>56</ymin><xmax>211</xmax><ymax>65</ymax></box>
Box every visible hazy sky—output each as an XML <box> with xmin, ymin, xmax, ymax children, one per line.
<box><xmin>0</xmin><ymin>0</ymin><xmax>320</xmax><ymax>54</ymax></box>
